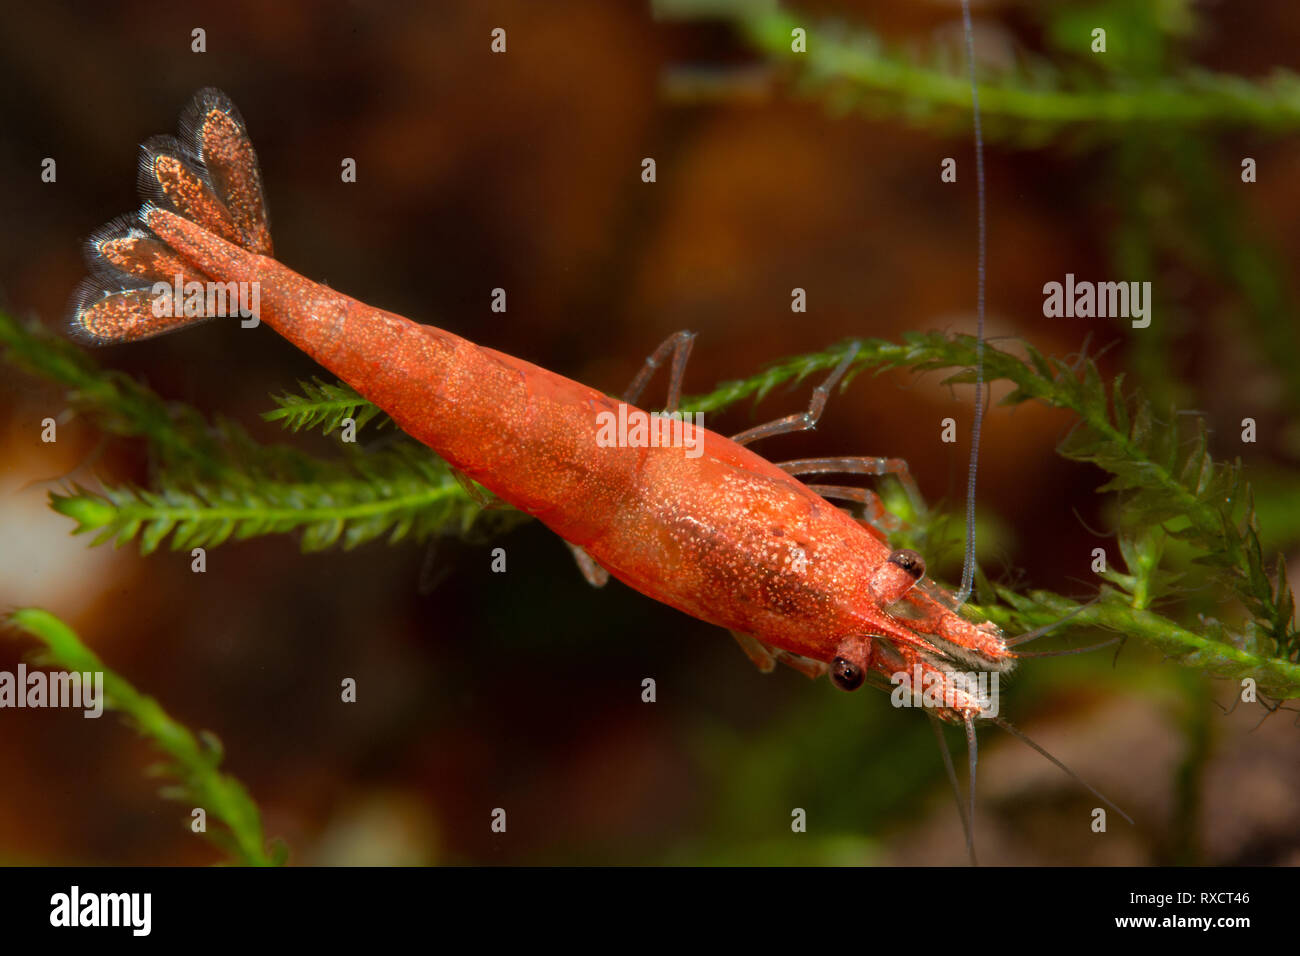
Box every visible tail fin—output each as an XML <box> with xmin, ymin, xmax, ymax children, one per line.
<box><xmin>69</xmin><ymin>88</ymin><xmax>272</xmax><ymax>345</ymax></box>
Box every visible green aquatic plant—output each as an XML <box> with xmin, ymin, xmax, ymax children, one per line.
<box><xmin>0</xmin><ymin>313</ymin><xmax>523</xmax><ymax>553</ymax></box>
<box><xmin>664</xmin><ymin>1</ymin><xmax>1300</xmax><ymax>415</ymax></box>
<box><xmin>683</xmin><ymin>1</ymin><xmax>1300</xmax><ymax>143</ymax></box>
<box><xmin>3</xmin><ymin>608</ymin><xmax>282</xmax><ymax>866</ymax></box>
<box><xmin>3</xmin><ymin>310</ymin><xmax>1296</xmax><ymax>699</ymax></box>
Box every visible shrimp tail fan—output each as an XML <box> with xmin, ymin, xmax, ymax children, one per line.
<box><xmin>68</xmin><ymin>88</ymin><xmax>272</xmax><ymax>345</ymax></box>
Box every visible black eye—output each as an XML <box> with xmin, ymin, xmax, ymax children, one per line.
<box><xmin>831</xmin><ymin>656</ymin><xmax>865</xmax><ymax>691</ymax></box>
<box><xmin>888</xmin><ymin>549</ymin><xmax>925</xmax><ymax>580</ymax></box>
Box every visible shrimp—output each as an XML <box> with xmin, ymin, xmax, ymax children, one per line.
<box><xmin>67</xmin><ymin>86</ymin><xmax>1125</xmax><ymax>863</ymax></box>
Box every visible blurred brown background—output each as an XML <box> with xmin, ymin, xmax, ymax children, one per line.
<box><xmin>1</xmin><ymin>0</ymin><xmax>1298</xmax><ymax>864</ymax></box>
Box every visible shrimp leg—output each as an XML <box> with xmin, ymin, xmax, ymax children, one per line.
<box><xmin>780</xmin><ymin>457</ymin><xmax>925</xmax><ymax>517</ymax></box>
<box><xmin>729</xmin><ymin>343</ymin><xmax>859</xmax><ymax>446</ymax></box>
<box><xmin>731</xmin><ymin>631</ymin><xmax>829</xmax><ymax>680</ymax></box>
<box><xmin>621</xmin><ymin>330</ymin><xmax>696</xmax><ymax>410</ymax></box>
<box><xmin>718</xmin><ymin>339</ymin><xmax>923</xmax><ymax>515</ymax></box>
<box><xmin>804</xmin><ymin>484</ymin><xmax>900</xmax><ymax>535</ymax></box>
<box><xmin>569</xmin><ymin>330</ymin><xmax>698</xmax><ymax>587</ymax></box>
<box><xmin>567</xmin><ymin>541</ymin><xmax>611</xmax><ymax>588</ymax></box>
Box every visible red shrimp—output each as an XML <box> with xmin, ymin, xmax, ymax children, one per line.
<box><xmin>68</xmin><ymin>88</ymin><xmax>1124</xmax><ymax>862</ymax></box>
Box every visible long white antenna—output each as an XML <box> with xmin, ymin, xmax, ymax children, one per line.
<box><xmin>954</xmin><ymin>0</ymin><xmax>987</xmax><ymax>609</ymax></box>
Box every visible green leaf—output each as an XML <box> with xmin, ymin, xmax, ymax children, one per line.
<box><xmin>4</xmin><ymin>609</ymin><xmax>283</xmax><ymax>865</ymax></box>
<box><xmin>264</xmin><ymin>377</ymin><xmax>390</xmax><ymax>435</ymax></box>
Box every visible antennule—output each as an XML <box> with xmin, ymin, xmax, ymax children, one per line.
<box><xmin>954</xmin><ymin>0</ymin><xmax>987</xmax><ymax>610</ymax></box>
<box><xmin>928</xmin><ymin>714</ymin><xmax>977</xmax><ymax>865</ymax></box>
<box><xmin>1012</xmin><ymin>637</ymin><xmax>1121</xmax><ymax>659</ymax></box>
<box><xmin>992</xmin><ymin>716</ymin><xmax>1134</xmax><ymax>825</ymax></box>
<box><xmin>1004</xmin><ymin>597</ymin><xmax>1100</xmax><ymax>647</ymax></box>
<box><xmin>964</xmin><ymin>712</ymin><xmax>979</xmax><ymax>861</ymax></box>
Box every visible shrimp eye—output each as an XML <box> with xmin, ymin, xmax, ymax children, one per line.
<box><xmin>888</xmin><ymin>548</ymin><xmax>925</xmax><ymax>580</ymax></box>
<box><xmin>831</xmin><ymin>656</ymin><xmax>865</xmax><ymax>692</ymax></box>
